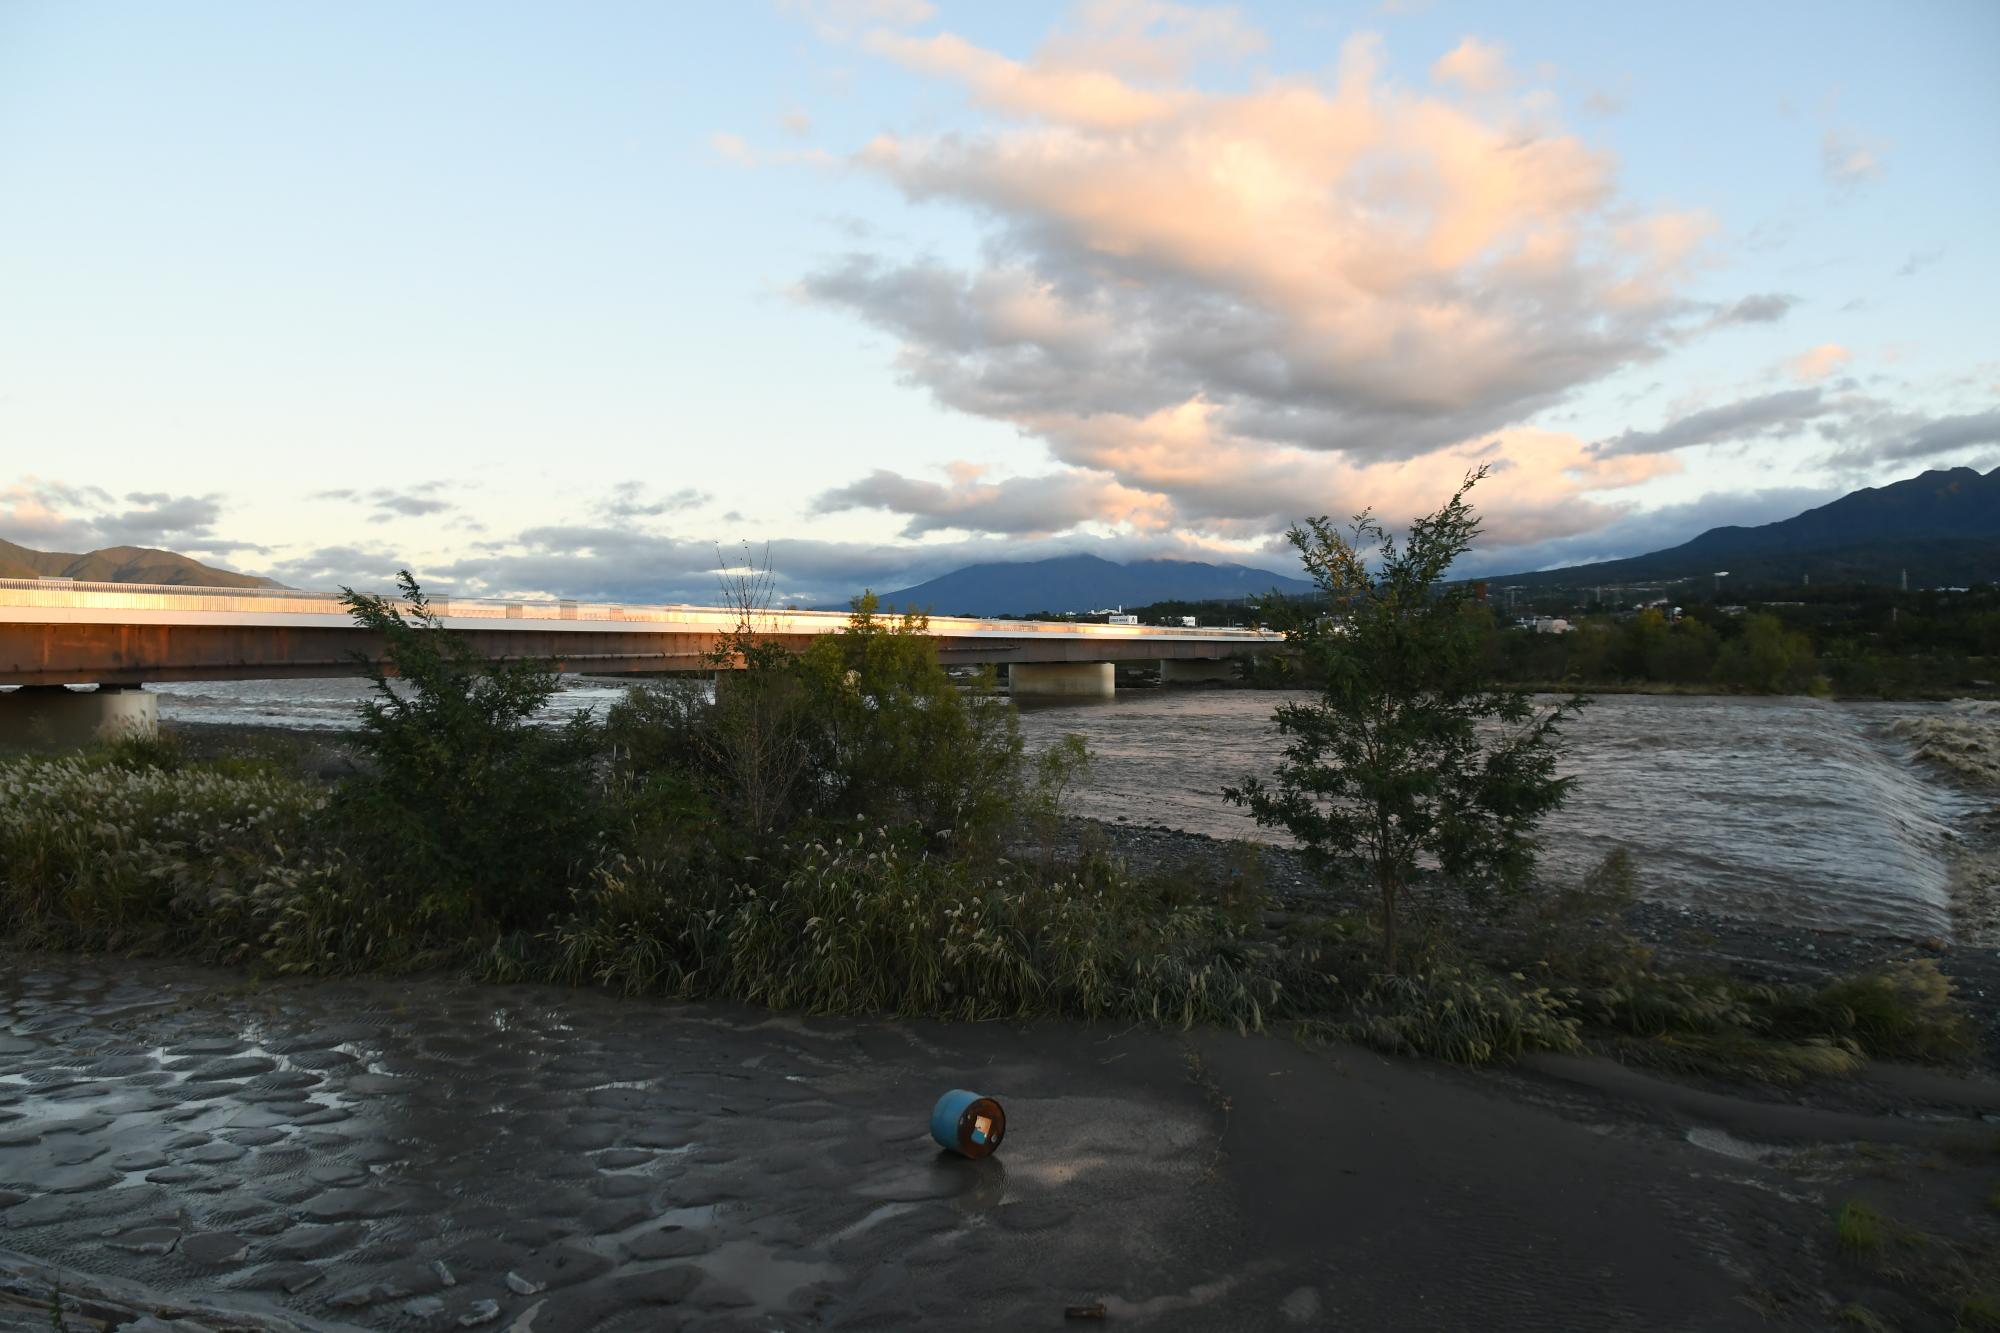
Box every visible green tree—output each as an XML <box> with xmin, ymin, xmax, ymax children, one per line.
<box><xmin>790</xmin><ymin>593</ymin><xmax>1023</xmax><ymax>849</ymax></box>
<box><xmin>1714</xmin><ymin>613</ymin><xmax>1818</xmax><ymax>693</ymax></box>
<box><xmin>338</xmin><ymin>571</ymin><xmax>602</xmax><ymax>931</ymax></box>
<box><xmin>1225</xmin><ymin>470</ymin><xmax>1587</xmax><ymax>971</ymax></box>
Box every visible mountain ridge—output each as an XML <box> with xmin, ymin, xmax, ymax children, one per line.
<box><xmin>858</xmin><ymin>553</ymin><xmax>1315</xmax><ymax>616</ymax></box>
<box><xmin>1484</xmin><ymin>465</ymin><xmax>2000</xmax><ymax>589</ymax></box>
<box><xmin>0</xmin><ymin>538</ymin><xmax>282</xmax><ymax>589</ymax></box>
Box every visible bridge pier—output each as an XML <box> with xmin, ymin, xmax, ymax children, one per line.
<box><xmin>0</xmin><ymin>684</ymin><xmax>158</xmax><ymax>748</ymax></box>
<box><xmin>1158</xmin><ymin>658</ymin><xmax>1239</xmax><ymax>685</ymax></box>
<box><xmin>1007</xmin><ymin>662</ymin><xmax>1114</xmax><ymax>699</ymax></box>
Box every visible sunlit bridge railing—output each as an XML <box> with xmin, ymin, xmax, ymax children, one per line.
<box><xmin>0</xmin><ymin>578</ymin><xmax>1284</xmax><ymax>642</ymax></box>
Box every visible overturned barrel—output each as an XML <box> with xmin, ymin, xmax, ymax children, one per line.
<box><xmin>930</xmin><ymin>1089</ymin><xmax>1006</xmax><ymax>1159</ymax></box>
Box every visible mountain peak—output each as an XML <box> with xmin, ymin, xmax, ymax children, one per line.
<box><xmin>0</xmin><ymin>538</ymin><xmax>282</xmax><ymax>589</ymax></box>
<box><xmin>865</xmin><ymin>553</ymin><xmax>1313</xmax><ymax>616</ymax></box>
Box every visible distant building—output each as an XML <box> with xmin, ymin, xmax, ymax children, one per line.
<box><xmin>1179</xmin><ymin>615</ymin><xmax>1198</xmax><ymax>628</ymax></box>
<box><xmin>1107</xmin><ymin>614</ymin><xmax>1138</xmax><ymax>625</ymax></box>
<box><xmin>1532</xmin><ymin>617</ymin><xmax>1573</xmax><ymax>634</ymax></box>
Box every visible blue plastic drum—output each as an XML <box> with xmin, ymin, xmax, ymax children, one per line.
<box><xmin>930</xmin><ymin>1089</ymin><xmax>1006</xmax><ymax>1158</ymax></box>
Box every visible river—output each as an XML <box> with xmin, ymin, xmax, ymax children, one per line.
<box><xmin>141</xmin><ymin>678</ymin><xmax>1990</xmax><ymax>941</ymax></box>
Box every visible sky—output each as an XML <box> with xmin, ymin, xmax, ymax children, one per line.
<box><xmin>1</xmin><ymin>0</ymin><xmax>1996</xmax><ymax>604</ymax></box>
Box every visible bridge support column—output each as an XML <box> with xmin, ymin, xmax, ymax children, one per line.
<box><xmin>0</xmin><ymin>685</ymin><xmax>158</xmax><ymax>748</ymax></box>
<box><xmin>1158</xmin><ymin>658</ymin><xmax>1239</xmax><ymax>685</ymax></box>
<box><xmin>1008</xmin><ymin>662</ymin><xmax>1114</xmax><ymax>699</ymax></box>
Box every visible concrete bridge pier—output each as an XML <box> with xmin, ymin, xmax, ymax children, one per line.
<box><xmin>1159</xmin><ymin>658</ymin><xmax>1240</xmax><ymax>685</ymax></box>
<box><xmin>0</xmin><ymin>684</ymin><xmax>158</xmax><ymax>748</ymax></box>
<box><xmin>1007</xmin><ymin>662</ymin><xmax>1114</xmax><ymax>699</ymax></box>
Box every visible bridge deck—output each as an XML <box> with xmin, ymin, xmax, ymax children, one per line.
<box><xmin>0</xmin><ymin>579</ymin><xmax>1283</xmax><ymax>686</ymax></box>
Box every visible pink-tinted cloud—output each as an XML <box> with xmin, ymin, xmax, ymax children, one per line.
<box><xmin>796</xmin><ymin>8</ymin><xmax>1743</xmax><ymax>558</ymax></box>
<box><xmin>1431</xmin><ymin>36</ymin><xmax>1511</xmax><ymax>93</ymax></box>
<box><xmin>1788</xmin><ymin>343</ymin><xmax>1852</xmax><ymax>382</ymax></box>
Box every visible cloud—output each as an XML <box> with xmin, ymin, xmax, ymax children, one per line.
<box><xmin>259</xmin><ymin>545</ymin><xmax>422</xmax><ymax>596</ymax></box>
<box><xmin>1833</xmin><ymin>408</ymin><xmax>2000</xmax><ymax>468</ymax></box>
<box><xmin>0</xmin><ymin>479</ymin><xmax>240</xmax><ymax>554</ymax></box>
<box><xmin>313</xmin><ymin>483</ymin><xmax>457</xmax><ymax>524</ymax></box>
<box><xmin>710</xmin><ymin>131</ymin><xmax>761</xmax><ymax>166</ymax></box>
<box><xmin>432</xmin><ymin>519</ymin><xmax>1322</xmax><ymax>608</ymax></box>
<box><xmin>1714</xmin><ymin>292</ymin><xmax>1796</xmax><ymax>325</ymax></box>
<box><xmin>783</xmin><ymin>0</ymin><xmax>936</xmax><ymax>39</ymax></box>
<box><xmin>594</xmin><ymin>481</ymin><xmax>712</xmax><ymax>522</ymax></box>
<box><xmin>1821</xmin><ymin>127</ymin><xmax>1885</xmax><ymax>189</ymax></box>
<box><xmin>1039</xmin><ymin>0</ymin><xmax>1267</xmax><ymax>81</ymax></box>
<box><xmin>814</xmin><ymin>464</ymin><xmax>1172</xmax><ymax>536</ymax></box>
<box><xmin>1897</xmin><ymin>245</ymin><xmax>1944</xmax><ymax>278</ymax></box>
<box><xmin>1431</xmin><ymin>36</ymin><xmax>1512</xmax><ymax>93</ymax></box>
<box><xmin>811</xmin><ymin>25</ymin><xmax>1724</xmax><ymax>480</ymax></box>
<box><xmin>1469</xmin><ymin>484</ymin><xmax>1840</xmax><ymax>577</ymax></box>
<box><xmin>1787</xmin><ymin>343</ymin><xmax>1851</xmax><ymax>383</ymax></box>
<box><xmin>1593</xmin><ymin>388</ymin><xmax>1832</xmax><ymax>456</ymax></box>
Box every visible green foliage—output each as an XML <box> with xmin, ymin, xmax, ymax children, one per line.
<box><xmin>335</xmin><ymin>571</ymin><xmax>604</xmax><ymax>931</ymax></box>
<box><xmin>1838</xmin><ymin>1200</ymin><xmax>1891</xmax><ymax>1255</ymax></box>
<box><xmin>1714</xmin><ymin>612</ymin><xmax>1823</xmax><ymax>694</ymax></box>
<box><xmin>620</xmin><ymin>587</ymin><xmax>1028</xmax><ymax>852</ymax></box>
<box><xmin>535</xmin><ymin>830</ymin><xmax>1331</xmax><ymax>1030</ymax></box>
<box><xmin>788</xmin><ymin>594</ymin><xmax>1023</xmax><ymax>849</ymax></box>
<box><xmin>0</xmin><ymin>750</ymin><xmax>333</xmax><ymax>959</ymax></box>
<box><xmin>1327</xmin><ymin>965</ymin><xmax>1581</xmax><ymax>1065</ymax></box>
<box><xmin>1227</xmin><ymin>468</ymin><xmax>1587</xmax><ymax>970</ymax></box>
<box><xmin>1026</xmin><ymin>732</ymin><xmax>1091</xmax><ymax>873</ymax></box>
<box><xmin>1777</xmin><ymin>959</ymin><xmax>1978</xmax><ymax>1064</ymax></box>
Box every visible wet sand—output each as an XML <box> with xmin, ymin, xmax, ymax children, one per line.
<box><xmin>4</xmin><ymin>951</ymin><xmax>1998</xmax><ymax>1331</ymax></box>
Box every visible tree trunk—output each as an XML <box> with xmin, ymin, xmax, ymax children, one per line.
<box><xmin>1378</xmin><ymin>871</ymin><xmax>1399</xmax><ymax>975</ymax></box>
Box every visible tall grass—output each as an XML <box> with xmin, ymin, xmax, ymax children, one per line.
<box><xmin>0</xmin><ymin>750</ymin><xmax>333</xmax><ymax>959</ymax></box>
<box><xmin>539</xmin><ymin>830</ymin><xmax>1337</xmax><ymax>1030</ymax></box>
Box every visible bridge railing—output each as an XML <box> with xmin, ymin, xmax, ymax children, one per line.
<box><xmin>0</xmin><ymin>578</ymin><xmax>1282</xmax><ymax>641</ymax></box>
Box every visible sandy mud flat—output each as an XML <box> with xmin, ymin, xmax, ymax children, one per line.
<box><xmin>4</xmin><ymin>952</ymin><xmax>1999</xmax><ymax>1331</ymax></box>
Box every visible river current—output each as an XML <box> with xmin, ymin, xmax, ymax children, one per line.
<box><xmin>142</xmin><ymin>679</ymin><xmax>1990</xmax><ymax>941</ymax></box>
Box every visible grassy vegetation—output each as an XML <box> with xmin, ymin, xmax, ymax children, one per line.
<box><xmin>0</xmin><ymin>569</ymin><xmax>1982</xmax><ymax>1085</ymax></box>
<box><xmin>1833</xmin><ymin>1197</ymin><xmax>2000</xmax><ymax>1332</ymax></box>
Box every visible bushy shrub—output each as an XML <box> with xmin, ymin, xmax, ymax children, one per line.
<box><xmin>787</xmin><ymin>596</ymin><xmax>1023</xmax><ymax>849</ymax></box>
<box><xmin>1775</xmin><ymin>959</ymin><xmax>1978</xmax><ymax>1065</ymax></box>
<box><xmin>336</xmin><ymin>572</ymin><xmax>604</xmax><ymax>931</ymax></box>
<box><xmin>608</xmin><ymin>594</ymin><xmax>1026</xmax><ymax>854</ymax></box>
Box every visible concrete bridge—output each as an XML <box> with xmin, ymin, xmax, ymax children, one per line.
<box><xmin>0</xmin><ymin>578</ymin><xmax>1281</xmax><ymax>743</ymax></box>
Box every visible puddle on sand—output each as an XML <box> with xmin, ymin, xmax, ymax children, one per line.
<box><xmin>692</xmin><ymin>1237</ymin><xmax>838</xmax><ymax>1312</ymax></box>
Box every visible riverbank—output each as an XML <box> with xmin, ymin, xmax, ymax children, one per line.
<box><xmin>4</xmin><ymin>950</ymin><xmax>1999</xmax><ymax>1332</ymax></box>
<box><xmin>134</xmin><ymin>717</ymin><xmax>2000</xmax><ymax>1060</ymax></box>
<box><xmin>1056</xmin><ymin>816</ymin><xmax>2000</xmax><ymax>1067</ymax></box>
<box><xmin>1224</xmin><ymin>672</ymin><xmax>2000</xmax><ymax>702</ymax></box>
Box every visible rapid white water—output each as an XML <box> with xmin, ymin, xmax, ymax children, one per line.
<box><xmin>1012</xmin><ymin>690</ymin><xmax>1981</xmax><ymax>941</ymax></box>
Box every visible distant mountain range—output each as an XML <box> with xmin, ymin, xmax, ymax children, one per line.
<box><xmin>6</xmin><ymin>464</ymin><xmax>1990</xmax><ymax>609</ymax></box>
<box><xmin>1487</xmin><ymin>465</ymin><xmax>2000</xmax><ymax>589</ymax></box>
<box><xmin>0</xmin><ymin>538</ymin><xmax>281</xmax><ymax>589</ymax></box>
<box><xmin>866</xmin><ymin>554</ymin><xmax>1315</xmax><ymax>616</ymax></box>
